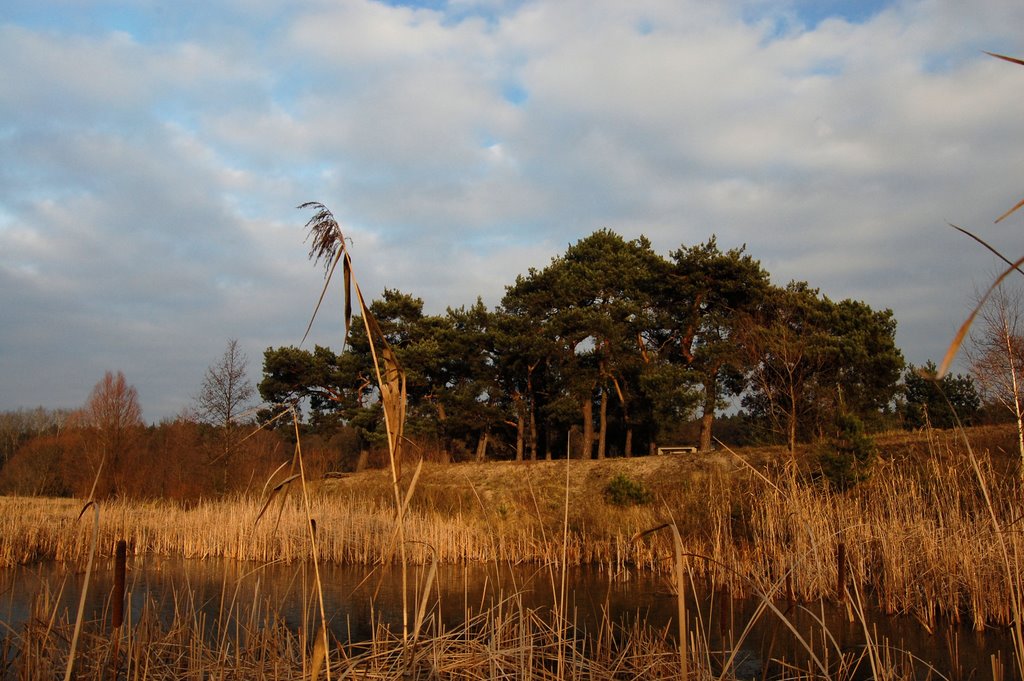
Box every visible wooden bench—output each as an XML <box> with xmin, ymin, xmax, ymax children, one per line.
<box><xmin>656</xmin><ymin>446</ymin><xmax>698</xmax><ymax>455</ymax></box>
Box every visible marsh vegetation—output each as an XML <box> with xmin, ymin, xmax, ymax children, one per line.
<box><xmin>5</xmin><ymin>182</ymin><xmax>1024</xmax><ymax>679</ymax></box>
<box><xmin>1</xmin><ymin>425</ymin><xmax>1022</xmax><ymax>678</ymax></box>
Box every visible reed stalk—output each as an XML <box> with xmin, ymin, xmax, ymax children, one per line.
<box><xmin>64</xmin><ymin>501</ymin><xmax>98</xmax><ymax>681</ymax></box>
<box><xmin>291</xmin><ymin>410</ymin><xmax>331</xmax><ymax>681</ymax></box>
<box><xmin>0</xmin><ymin>556</ymin><xmax>993</xmax><ymax>680</ymax></box>
<box><xmin>299</xmin><ymin>201</ymin><xmax>419</xmax><ymax>660</ymax></box>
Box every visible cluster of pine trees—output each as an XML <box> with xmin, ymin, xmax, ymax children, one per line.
<box><xmin>0</xmin><ymin>230</ymin><xmax>990</xmax><ymax>499</ymax></box>
<box><xmin>260</xmin><ymin>229</ymin><xmax>919</xmax><ymax>463</ymax></box>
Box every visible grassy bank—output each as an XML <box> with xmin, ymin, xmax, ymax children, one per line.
<box><xmin>1</xmin><ymin>425</ymin><xmax>1021</xmax><ymax>631</ymax></box>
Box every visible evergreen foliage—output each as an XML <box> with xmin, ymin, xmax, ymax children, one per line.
<box><xmin>900</xmin><ymin>361</ymin><xmax>981</xmax><ymax>429</ymax></box>
<box><xmin>818</xmin><ymin>412</ymin><xmax>877</xmax><ymax>490</ymax></box>
<box><xmin>603</xmin><ymin>473</ymin><xmax>653</xmax><ymax>506</ymax></box>
<box><xmin>260</xmin><ymin>229</ymin><xmax>907</xmax><ymax>462</ymax></box>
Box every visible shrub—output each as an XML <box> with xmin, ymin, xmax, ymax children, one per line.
<box><xmin>818</xmin><ymin>412</ymin><xmax>877</xmax><ymax>490</ymax></box>
<box><xmin>603</xmin><ymin>473</ymin><xmax>652</xmax><ymax>506</ymax></box>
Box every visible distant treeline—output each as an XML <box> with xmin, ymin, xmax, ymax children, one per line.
<box><xmin>0</xmin><ymin>406</ymin><xmax>353</xmax><ymax>499</ymax></box>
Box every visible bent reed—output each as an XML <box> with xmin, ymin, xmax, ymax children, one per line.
<box><xmin>1</xmin><ymin>426</ymin><xmax>1022</xmax><ymax>632</ymax></box>
<box><xmin>8</xmin><ymin>580</ymin><xmax>938</xmax><ymax>681</ymax></box>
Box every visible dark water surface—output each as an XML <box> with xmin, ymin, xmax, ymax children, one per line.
<box><xmin>0</xmin><ymin>556</ymin><xmax>1016</xmax><ymax>679</ymax></box>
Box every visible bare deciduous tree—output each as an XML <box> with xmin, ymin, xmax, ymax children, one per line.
<box><xmin>968</xmin><ymin>284</ymin><xmax>1024</xmax><ymax>469</ymax></box>
<box><xmin>81</xmin><ymin>370</ymin><xmax>143</xmax><ymax>497</ymax></box>
<box><xmin>195</xmin><ymin>338</ymin><xmax>255</xmax><ymax>460</ymax></box>
<box><xmin>0</xmin><ymin>407</ymin><xmax>71</xmax><ymax>465</ymax></box>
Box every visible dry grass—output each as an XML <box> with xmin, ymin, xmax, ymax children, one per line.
<box><xmin>1</xmin><ymin>425</ymin><xmax>1023</xmax><ymax>633</ymax></box>
<box><xmin>1</xmin><ymin>574</ymin><xmax>950</xmax><ymax>681</ymax></box>
<box><xmin>3</xmin><ymin>416</ymin><xmax>1020</xmax><ymax>680</ymax></box>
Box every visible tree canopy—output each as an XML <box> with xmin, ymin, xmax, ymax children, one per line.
<box><xmin>0</xmin><ymin>228</ymin><xmax>920</xmax><ymax>495</ymax></box>
<box><xmin>259</xmin><ymin>229</ymin><xmax>907</xmax><ymax>466</ymax></box>
<box><xmin>901</xmin><ymin>361</ymin><xmax>980</xmax><ymax>429</ymax></box>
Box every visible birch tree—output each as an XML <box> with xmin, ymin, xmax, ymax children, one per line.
<box><xmin>968</xmin><ymin>284</ymin><xmax>1024</xmax><ymax>468</ymax></box>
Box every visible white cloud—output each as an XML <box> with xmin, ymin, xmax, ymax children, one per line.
<box><xmin>2</xmin><ymin>0</ymin><xmax>1024</xmax><ymax>418</ymax></box>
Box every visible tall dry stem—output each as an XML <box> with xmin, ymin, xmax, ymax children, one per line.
<box><xmin>64</xmin><ymin>501</ymin><xmax>98</xmax><ymax>681</ymax></box>
<box><xmin>632</xmin><ymin>520</ymin><xmax>688</xmax><ymax>679</ymax></box>
<box><xmin>299</xmin><ymin>202</ymin><xmax>414</xmax><ymax>644</ymax></box>
<box><xmin>959</xmin><ymin>431</ymin><xmax>1024</xmax><ymax>679</ymax></box>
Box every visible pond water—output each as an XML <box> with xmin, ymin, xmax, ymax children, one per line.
<box><xmin>0</xmin><ymin>556</ymin><xmax>1016</xmax><ymax>680</ymax></box>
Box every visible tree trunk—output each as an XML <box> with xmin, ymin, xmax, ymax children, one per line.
<box><xmin>531</xmin><ymin>399</ymin><xmax>543</xmax><ymax>461</ymax></box>
<box><xmin>699</xmin><ymin>410</ymin><xmax>714</xmax><ymax>453</ymax></box>
<box><xmin>700</xmin><ymin>376</ymin><xmax>716</xmax><ymax>450</ymax></box>
<box><xmin>788</xmin><ymin>397</ymin><xmax>798</xmax><ymax>456</ymax></box>
<box><xmin>516</xmin><ymin>409</ymin><xmax>525</xmax><ymax>462</ymax></box>
<box><xmin>475</xmin><ymin>429</ymin><xmax>489</xmax><ymax>462</ymax></box>
<box><xmin>786</xmin><ymin>373</ymin><xmax>798</xmax><ymax>456</ymax></box>
<box><xmin>618</xmin><ymin>385</ymin><xmax>632</xmax><ymax>458</ymax></box>
<box><xmin>1003</xmin><ymin>320</ymin><xmax>1024</xmax><ymax>474</ymax></box>
<box><xmin>597</xmin><ymin>388</ymin><xmax>607</xmax><ymax>460</ymax></box>
<box><xmin>513</xmin><ymin>393</ymin><xmax>526</xmax><ymax>462</ymax></box>
<box><xmin>581</xmin><ymin>395</ymin><xmax>594</xmax><ymax>460</ymax></box>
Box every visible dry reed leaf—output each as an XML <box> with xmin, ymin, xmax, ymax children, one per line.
<box><xmin>84</xmin><ymin>456</ymin><xmax>105</xmax><ymax>504</ymax></box>
<box><xmin>247</xmin><ymin>405</ymin><xmax>294</xmax><ymax>435</ymax></box>
<box><xmin>949</xmin><ymin>223</ymin><xmax>1024</xmax><ymax>276</ymax></box>
<box><xmin>343</xmin><ymin>254</ymin><xmax>352</xmax><ymax>343</ymax></box>
<box><xmin>258</xmin><ymin>459</ymin><xmax>293</xmax><ymax>500</ymax></box>
<box><xmin>985</xmin><ymin>51</ymin><xmax>1024</xmax><ymax>68</ymax></box>
<box><xmin>354</xmin><ymin>282</ymin><xmax>407</xmax><ymax>473</ymax></box>
<box><xmin>66</xmin><ymin>502</ymin><xmax>99</xmax><ymax>681</ymax></box>
<box><xmin>309</xmin><ymin>625</ymin><xmax>327</xmax><ymax>681</ymax></box>
<box><xmin>232</xmin><ymin>404</ymin><xmax>297</xmax><ymax>467</ymax></box>
<box><xmin>937</xmin><ymin>251</ymin><xmax>1024</xmax><ymax>378</ymax></box>
<box><xmin>76</xmin><ymin>499</ymin><xmax>96</xmax><ymax>521</ymax></box>
<box><xmin>410</xmin><ymin>542</ymin><xmax>438</xmax><ymax>642</ymax></box>
<box><xmin>302</xmin><ymin>249</ymin><xmax>343</xmax><ymax>346</ymax></box>
<box><xmin>254</xmin><ymin>474</ymin><xmax>300</xmax><ymax>527</ymax></box>
<box><xmin>379</xmin><ymin>344</ymin><xmax>407</xmax><ymax>452</ymax></box>
<box><xmin>400</xmin><ymin>457</ymin><xmax>424</xmax><ymax>520</ymax></box>
<box><xmin>299</xmin><ymin>202</ymin><xmax>354</xmax><ymax>347</ymax></box>
<box><xmin>378</xmin><ymin>458</ymin><xmax>425</xmax><ymax>565</ymax></box>
<box><xmin>995</xmin><ymin>197</ymin><xmax>1024</xmax><ymax>225</ymax></box>
<box><xmin>983</xmin><ymin>53</ymin><xmax>1024</xmax><ymax>223</ymax></box>
<box><xmin>630</xmin><ymin>523</ymin><xmax>672</xmax><ymax>544</ymax></box>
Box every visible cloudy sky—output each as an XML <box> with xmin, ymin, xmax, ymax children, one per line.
<box><xmin>2</xmin><ymin>0</ymin><xmax>1023</xmax><ymax>422</ymax></box>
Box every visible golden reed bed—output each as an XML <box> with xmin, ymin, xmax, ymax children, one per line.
<box><xmin>1</xmin><ymin>429</ymin><xmax>1022</xmax><ymax>632</ymax></box>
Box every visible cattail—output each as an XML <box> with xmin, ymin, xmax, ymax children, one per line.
<box><xmin>112</xmin><ymin>539</ymin><xmax>127</xmax><ymax>630</ymax></box>
<box><xmin>837</xmin><ymin>542</ymin><xmax>847</xmax><ymax>603</ymax></box>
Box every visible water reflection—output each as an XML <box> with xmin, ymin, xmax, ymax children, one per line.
<box><xmin>0</xmin><ymin>557</ymin><xmax>1016</xmax><ymax>680</ymax></box>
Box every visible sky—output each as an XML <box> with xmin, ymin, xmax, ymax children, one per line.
<box><xmin>2</xmin><ymin>0</ymin><xmax>1023</xmax><ymax>423</ymax></box>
